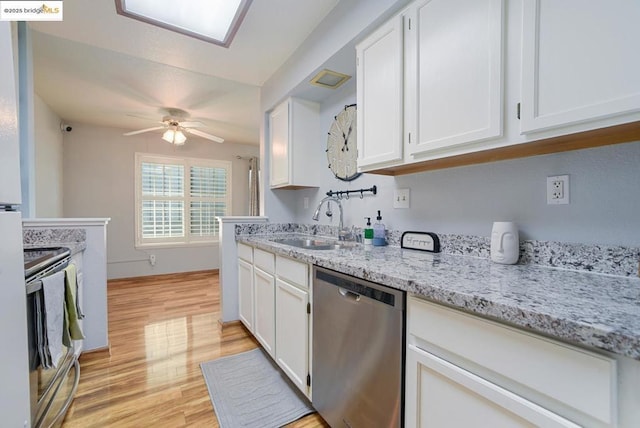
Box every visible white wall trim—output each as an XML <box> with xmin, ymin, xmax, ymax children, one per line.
<box><xmin>23</xmin><ymin>218</ymin><xmax>111</xmax><ymax>227</ymax></box>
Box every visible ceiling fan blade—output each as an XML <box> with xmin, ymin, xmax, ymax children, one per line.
<box><xmin>184</xmin><ymin>128</ymin><xmax>224</xmax><ymax>143</ymax></box>
<box><xmin>126</xmin><ymin>114</ymin><xmax>163</xmax><ymax>123</ymax></box>
<box><xmin>123</xmin><ymin>126</ymin><xmax>165</xmax><ymax>136</ymax></box>
<box><xmin>179</xmin><ymin>121</ymin><xmax>205</xmax><ymax>128</ymax></box>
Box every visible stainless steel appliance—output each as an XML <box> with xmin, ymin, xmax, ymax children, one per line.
<box><xmin>312</xmin><ymin>266</ymin><xmax>405</xmax><ymax>428</ymax></box>
<box><xmin>25</xmin><ymin>247</ymin><xmax>82</xmax><ymax>428</ymax></box>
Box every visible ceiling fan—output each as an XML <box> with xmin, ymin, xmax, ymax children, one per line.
<box><xmin>123</xmin><ymin>114</ymin><xmax>224</xmax><ymax>145</ymax></box>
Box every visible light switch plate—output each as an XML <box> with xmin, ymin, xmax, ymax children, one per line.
<box><xmin>394</xmin><ymin>188</ymin><xmax>410</xmax><ymax>209</ymax></box>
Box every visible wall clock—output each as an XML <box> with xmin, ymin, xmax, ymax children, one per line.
<box><xmin>326</xmin><ymin>104</ymin><xmax>361</xmax><ymax>181</ymax></box>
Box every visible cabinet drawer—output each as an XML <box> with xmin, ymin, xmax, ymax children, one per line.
<box><xmin>237</xmin><ymin>243</ymin><xmax>253</xmax><ymax>262</ymax></box>
<box><xmin>253</xmin><ymin>248</ymin><xmax>275</xmax><ymax>273</ymax></box>
<box><xmin>408</xmin><ymin>297</ymin><xmax>616</xmax><ymax>426</ymax></box>
<box><xmin>276</xmin><ymin>255</ymin><xmax>308</xmax><ymax>289</ymax></box>
<box><xmin>406</xmin><ymin>344</ymin><xmax>579</xmax><ymax>428</ymax></box>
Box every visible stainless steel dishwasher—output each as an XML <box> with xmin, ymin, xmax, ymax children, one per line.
<box><xmin>312</xmin><ymin>266</ymin><xmax>405</xmax><ymax>428</ymax></box>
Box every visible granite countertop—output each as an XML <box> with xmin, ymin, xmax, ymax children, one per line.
<box><xmin>238</xmin><ymin>233</ymin><xmax>640</xmax><ymax>361</ymax></box>
<box><xmin>24</xmin><ymin>242</ymin><xmax>87</xmax><ymax>256</ymax></box>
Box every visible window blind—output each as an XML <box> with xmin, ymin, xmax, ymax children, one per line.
<box><xmin>136</xmin><ymin>154</ymin><xmax>231</xmax><ymax>247</ymax></box>
<box><xmin>189</xmin><ymin>166</ymin><xmax>228</xmax><ymax>237</ymax></box>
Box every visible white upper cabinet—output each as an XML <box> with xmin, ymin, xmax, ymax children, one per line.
<box><xmin>269</xmin><ymin>100</ymin><xmax>289</xmax><ymax>187</ymax></box>
<box><xmin>520</xmin><ymin>1</ymin><xmax>640</xmax><ymax>134</ymax></box>
<box><xmin>406</xmin><ymin>0</ymin><xmax>504</xmax><ymax>158</ymax></box>
<box><xmin>355</xmin><ymin>0</ymin><xmax>640</xmax><ymax>175</ymax></box>
<box><xmin>356</xmin><ymin>14</ymin><xmax>404</xmax><ymax>169</ymax></box>
<box><xmin>269</xmin><ymin>97</ymin><xmax>320</xmax><ymax>189</ymax></box>
<box><xmin>355</xmin><ymin>0</ymin><xmax>504</xmax><ymax>171</ymax></box>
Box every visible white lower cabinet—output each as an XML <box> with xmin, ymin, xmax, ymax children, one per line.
<box><xmin>253</xmin><ymin>266</ymin><xmax>275</xmax><ymax>357</ymax></box>
<box><xmin>406</xmin><ymin>296</ymin><xmax>617</xmax><ymax>428</ymax></box>
<box><xmin>237</xmin><ymin>243</ymin><xmax>254</xmax><ymax>332</ymax></box>
<box><xmin>237</xmin><ymin>258</ymin><xmax>254</xmax><ymax>331</ymax></box>
<box><xmin>237</xmin><ymin>244</ymin><xmax>311</xmax><ymax>397</ymax></box>
<box><xmin>275</xmin><ymin>277</ymin><xmax>309</xmax><ymax>396</ymax></box>
<box><xmin>406</xmin><ymin>344</ymin><xmax>578</xmax><ymax>427</ymax></box>
<box><xmin>275</xmin><ymin>254</ymin><xmax>311</xmax><ymax>397</ymax></box>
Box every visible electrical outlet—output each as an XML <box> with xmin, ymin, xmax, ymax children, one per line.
<box><xmin>303</xmin><ymin>197</ymin><xmax>309</xmax><ymax>209</ymax></box>
<box><xmin>149</xmin><ymin>254</ymin><xmax>156</xmax><ymax>266</ymax></box>
<box><xmin>547</xmin><ymin>175</ymin><xmax>569</xmax><ymax>205</ymax></box>
<box><xmin>393</xmin><ymin>188</ymin><xmax>410</xmax><ymax>209</ymax></box>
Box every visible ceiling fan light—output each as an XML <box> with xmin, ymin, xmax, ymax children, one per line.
<box><xmin>174</xmin><ymin>130</ymin><xmax>187</xmax><ymax>145</ymax></box>
<box><xmin>162</xmin><ymin>129</ymin><xmax>175</xmax><ymax>143</ymax></box>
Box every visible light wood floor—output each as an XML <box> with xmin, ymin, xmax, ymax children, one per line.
<box><xmin>62</xmin><ymin>270</ymin><xmax>328</xmax><ymax>427</ymax></box>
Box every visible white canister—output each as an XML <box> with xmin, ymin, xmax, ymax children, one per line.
<box><xmin>490</xmin><ymin>221</ymin><xmax>519</xmax><ymax>264</ymax></box>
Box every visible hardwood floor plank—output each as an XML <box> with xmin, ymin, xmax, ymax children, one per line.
<box><xmin>62</xmin><ymin>270</ymin><xmax>326</xmax><ymax>428</ymax></box>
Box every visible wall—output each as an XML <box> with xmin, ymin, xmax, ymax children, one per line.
<box><xmin>18</xmin><ymin>21</ymin><xmax>36</xmax><ymax>217</ymax></box>
<box><xmin>261</xmin><ymin>0</ymin><xmax>411</xmax><ymax>222</ymax></box>
<box><xmin>261</xmin><ymin>0</ymin><xmax>640</xmax><ymax>248</ymax></box>
<box><xmin>63</xmin><ymin>124</ymin><xmax>259</xmax><ymax>279</ymax></box>
<box><xmin>294</xmin><ymin>84</ymin><xmax>640</xmax><ymax>247</ymax></box>
<box><xmin>33</xmin><ymin>94</ymin><xmax>64</xmax><ymax>217</ymax></box>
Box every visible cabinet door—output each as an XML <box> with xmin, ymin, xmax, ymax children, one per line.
<box><xmin>406</xmin><ymin>344</ymin><xmax>579</xmax><ymax>428</ymax></box>
<box><xmin>521</xmin><ymin>0</ymin><xmax>640</xmax><ymax>133</ymax></box>
<box><xmin>253</xmin><ymin>267</ymin><xmax>275</xmax><ymax>357</ymax></box>
<box><xmin>407</xmin><ymin>0</ymin><xmax>503</xmax><ymax>157</ymax></box>
<box><xmin>237</xmin><ymin>258</ymin><xmax>254</xmax><ymax>332</ymax></box>
<box><xmin>269</xmin><ymin>98</ymin><xmax>320</xmax><ymax>188</ymax></box>
<box><xmin>275</xmin><ymin>278</ymin><xmax>309</xmax><ymax>396</ymax></box>
<box><xmin>269</xmin><ymin>100</ymin><xmax>290</xmax><ymax>187</ymax></box>
<box><xmin>356</xmin><ymin>13</ymin><xmax>404</xmax><ymax>169</ymax></box>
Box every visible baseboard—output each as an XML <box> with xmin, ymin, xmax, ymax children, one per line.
<box><xmin>109</xmin><ymin>269</ymin><xmax>219</xmax><ymax>283</ymax></box>
<box><xmin>218</xmin><ymin>319</ymin><xmax>243</xmax><ymax>329</ymax></box>
<box><xmin>81</xmin><ymin>345</ymin><xmax>111</xmax><ymax>357</ymax></box>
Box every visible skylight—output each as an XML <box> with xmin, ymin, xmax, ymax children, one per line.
<box><xmin>115</xmin><ymin>0</ymin><xmax>252</xmax><ymax>47</ymax></box>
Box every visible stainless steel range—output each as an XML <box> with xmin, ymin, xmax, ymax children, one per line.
<box><xmin>25</xmin><ymin>247</ymin><xmax>82</xmax><ymax>428</ymax></box>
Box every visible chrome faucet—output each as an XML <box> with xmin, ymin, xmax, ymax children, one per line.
<box><xmin>312</xmin><ymin>196</ymin><xmax>354</xmax><ymax>241</ymax></box>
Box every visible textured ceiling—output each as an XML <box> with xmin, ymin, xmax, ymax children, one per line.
<box><xmin>30</xmin><ymin>0</ymin><xmax>341</xmax><ymax>145</ymax></box>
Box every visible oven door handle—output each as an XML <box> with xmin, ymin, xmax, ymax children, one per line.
<box><xmin>34</xmin><ymin>356</ymin><xmax>80</xmax><ymax>428</ymax></box>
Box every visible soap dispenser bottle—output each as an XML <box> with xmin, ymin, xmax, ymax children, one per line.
<box><xmin>372</xmin><ymin>210</ymin><xmax>386</xmax><ymax>246</ymax></box>
<box><xmin>363</xmin><ymin>217</ymin><xmax>373</xmax><ymax>245</ymax></box>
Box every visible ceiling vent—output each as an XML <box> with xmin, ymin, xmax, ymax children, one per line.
<box><xmin>309</xmin><ymin>69</ymin><xmax>351</xmax><ymax>89</ymax></box>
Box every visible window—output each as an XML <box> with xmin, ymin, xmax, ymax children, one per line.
<box><xmin>135</xmin><ymin>153</ymin><xmax>232</xmax><ymax>247</ymax></box>
<box><xmin>115</xmin><ymin>0</ymin><xmax>252</xmax><ymax>47</ymax></box>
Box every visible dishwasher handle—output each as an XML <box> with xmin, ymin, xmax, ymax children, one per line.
<box><xmin>339</xmin><ymin>288</ymin><xmax>361</xmax><ymax>302</ymax></box>
<box><xmin>314</xmin><ymin>267</ymin><xmax>404</xmax><ymax>310</ymax></box>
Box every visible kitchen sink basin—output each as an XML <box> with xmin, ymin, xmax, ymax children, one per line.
<box><xmin>272</xmin><ymin>238</ymin><xmax>358</xmax><ymax>250</ymax></box>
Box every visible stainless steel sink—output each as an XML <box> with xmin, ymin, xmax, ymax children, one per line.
<box><xmin>272</xmin><ymin>238</ymin><xmax>359</xmax><ymax>250</ymax></box>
